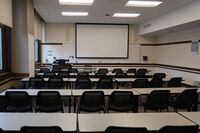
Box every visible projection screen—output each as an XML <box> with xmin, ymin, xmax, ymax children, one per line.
<box><xmin>76</xmin><ymin>24</ymin><xmax>129</xmax><ymax>58</ymax></box>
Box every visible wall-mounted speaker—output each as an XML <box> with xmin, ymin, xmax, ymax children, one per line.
<box><xmin>143</xmin><ymin>56</ymin><xmax>148</xmax><ymax>61</ymax></box>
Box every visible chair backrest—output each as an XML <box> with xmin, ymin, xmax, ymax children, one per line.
<box><xmin>115</xmin><ymin>73</ymin><xmax>127</xmax><ymax>78</ymax></box>
<box><xmin>29</xmin><ymin>77</ymin><xmax>45</xmax><ymax>89</ymax></box>
<box><xmin>44</xmin><ymin>72</ymin><xmax>55</xmax><ymax>78</ymax></box>
<box><xmin>52</xmin><ymin>68</ymin><xmax>62</xmax><ymax>73</ymax></box>
<box><xmin>36</xmin><ymin>91</ymin><xmax>63</xmax><ymax>112</ymax></box>
<box><xmin>79</xmin><ymin>91</ymin><xmax>105</xmax><ymax>112</ymax></box>
<box><xmin>58</xmin><ymin>72</ymin><xmax>69</xmax><ymax>78</ymax></box>
<box><xmin>109</xmin><ymin>91</ymin><xmax>135</xmax><ymax>112</ymax></box>
<box><xmin>5</xmin><ymin>91</ymin><xmax>32</xmax><ymax>112</ymax></box>
<box><xmin>105</xmin><ymin>126</ymin><xmax>148</xmax><ymax>133</ymax></box>
<box><xmin>167</xmin><ymin>77</ymin><xmax>182</xmax><ymax>87</ymax></box>
<box><xmin>175</xmin><ymin>89</ymin><xmax>197</xmax><ymax>110</ymax></box>
<box><xmin>157</xmin><ymin>125</ymin><xmax>199</xmax><ymax>133</ymax></box>
<box><xmin>21</xmin><ymin>126</ymin><xmax>63</xmax><ymax>133</ymax></box>
<box><xmin>95</xmin><ymin>73</ymin><xmax>106</xmax><ymax>78</ymax></box>
<box><xmin>112</xmin><ymin>68</ymin><xmax>123</xmax><ymax>74</ymax></box>
<box><xmin>148</xmin><ymin>78</ymin><xmax>163</xmax><ymax>88</ymax></box>
<box><xmin>136</xmin><ymin>69</ymin><xmax>147</xmax><ymax>74</ymax></box>
<box><xmin>127</xmin><ymin>68</ymin><xmax>137</xmax><ymax>74</ymax></box>
<box><xmin>97</xmin><ymin>77</ymin><xmax>113</xmax><ymax>89</ymax></box>
<box><xmin>69</xmin><ymin>68</ymin><xmax>78</xmax><ymax>73</ymax></box>
<box><xmin>39</xmin><ymin>68</ymin><xmax>50</xmax><ymax>74</ymax></box>
<box><xmin>47</xmin><ymin>77</ymin><xmax>65</xmax><ymax>89</ymax></box>
<box><xmin>132</xmin><ymin>79</ymin><xmax>148</xmax><ymax>88</ymax></box>
<box><xmin>153</xmin><ymin>73</ymin><xmax>166</xmax><ymax>79</ymax></box>
<box><xmin>78</xmin><ymin>72</ymin><xmax>89</xmax><ymax>78</ymax></box>
<box><xmin>98</xmin><ymin>68</ymin><xmax>108</xmax><ymax>74</ymax></box>
<box><xmin>75</xmin><ymin>77</ymin><xmax>92</xmax><ymax>89</ymax></box>
<box><xmin>146</xmin><ymin>90</ymin><xmax>170</xmax><ymax>107</ymax></box>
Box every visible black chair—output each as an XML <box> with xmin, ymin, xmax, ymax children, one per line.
<box><xmin>153</xmin><ymin>73</ymin><xmax>166</xmax><ymax>79</ymax></box>
<box><xmin>105</xmin><ymin>126</ymin><xmax>148</xmax><ymax>133</ymax></box>
<box><xmin>0</xmin><ymin>129</ymin><xmax>3</xmax><ymax>133</ymax></box>
<box><xmin>132</xmin><ymin>79</ymin><xmax>148</xmax><ymax>88</ymax></box>
<box><xmin>75</xmin><ymin>78</ymin><xmax>92</xmax><ymax>89</ymax></box>
<box><xmin>148</xmin><ymin>78</ymin><xmax>163</xmax><ymax>88</ymax></box>
<box><xmin>142</xmin><ymin>90</ymin><xmax>170</xmax><ymax>112</ymax></box>
<box><xmin>157</xmin><ymin>125</ymin><xmax>199</xmax><ymax>133</ymax></box>
<box><xmin>98</xmin><ymin>68</ymin><xmax>108</xmax><ymax>74</ymax></box>
<box><xmin>52</xmin><ymin>68</ymin><xmax>62</xmax><ymax>73</ymax></box>
<box><xmin>21</xmin><ymin>126</ymin><xmax>63</xmax><ymax>133</ymax></box>
<box><xmin>58</xmin><ymin>72</ymin><xmax>69</xmax><ymax>78</ymax></box>
<box><xmin>97</xmin><ymin>77</ymin><xmax>113</xmax><ymax>89</ymax></box>
<box><xmin>69</xmin><ymin>68</ymin><xmax>78</xmax><ymax>73</ymax></box>
<box><xmin>108</xmin><ymin>91</ymin><xmax>136</xmax><ymax>112</ymax></box>
<box><xmin>5</xmin><ymin>91</ymin><xmax>32</xmax><ymax>112</ymax></box>
<box><xmin>78</xmin><ymin>72</ymin><xmax>89</xmax><ymax>78</ymax></box>
<box><xmin>127</xmin><ymin>68</ymin><xmax>137</xmax><ymax>74</ymax></box>
<box><xmin>95</xmin><ymin>73</ymin><xmax>106</xmax><ymax>78</ymax></box>
<box><xmin>47</xmin><ymin>77</ymin><xmax>65</xmax><ymax>89</ymax></box>
<box><xmin>170</xmin><ymin>89</ymin><xmax>197</xmax><ymax>111</ymax></box>
<box><xmin>78</xmin><ymin>91</ymin><xmax>105</xmax><ymax>113</ymax></box>
<box><xmin>135</xmin><ymin>69</ymin><xmax>147</xmax><ymax>78</ymax></box>
<box><xmin>36</xmin><ymin>91</ymin><xmax>64</xmax><ymax>112</ymax></box>
<box><xmin>112</xmin><ymin>68</ymin><xmax>123</xmax><ymax>74</ymax></box>
<box><xmin>115</xmin><ymin>73</ymin><xmax>127</xmax><ymax>78</ymax></box>
<box><xmin>29</xmin><ymin>77</ymin><xmax>45</xmax><ymax>89</ymax></box>
<box><xmin>39</xmin><ymin>68</ymin><xmax>50</xmax><ymax>74</ymax></box>
<box><xmin>167</xmin><ymin>77</ymin><xmax>182</xmax><ymax>87</ymax></box>
<box><xmin>44</xmin><ymin>72</ymin><xmax>55</xmax><ymax>78</ymax></box>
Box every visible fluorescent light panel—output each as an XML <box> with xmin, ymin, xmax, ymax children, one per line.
<box><xmin>126</xmin><ymin>1</ymin><xmax>162</xmax><ymax>7</ymax></box>
<box><xmin>59</xmin><ymin>0</ymin><xmax>94</xmax><ymax>5</ymax></box>
<box><xmin>113</xmin><ymin>13</ymin><xmax>140</xmax><ymax>18</ymax></box>
<box><xmin>62</xmin><ymin>12</ymin><xmax>88</xmax><ymax>16</ymax></box>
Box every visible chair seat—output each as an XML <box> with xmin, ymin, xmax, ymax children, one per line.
<box><xmin>142</xmin><ymin>103</ymin><xmax>168</xmax><ymax>111</ymax></box>
<box><xmin>7</xmin><ymin>105</ymin><xmax>32</xmax><ymax>112</ymax></box>
<box><xmin>109</xmin><ymin>104</ymin><xmax>134</xmax><ymax>112</ymax></box>
<box><xmin>37</xmin><ymin>105</ymin><xmax>63</xmax><ymax>112</ymax></box>
<box><xmin>80</xmin><ymin>105</ymin><xmax>104</xmax><ymax>112</ymax></box>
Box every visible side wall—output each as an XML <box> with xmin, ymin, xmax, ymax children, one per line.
<box><xmin>155</xmin><ymin>27</ymin><xmax>200</xmax><ymax>85</ymax></box>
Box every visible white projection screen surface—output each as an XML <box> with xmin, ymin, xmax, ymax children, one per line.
<box><xmin>76</xmin><ymin>24</ymin><xmax>129</xmax><ymax>58</ymax></box>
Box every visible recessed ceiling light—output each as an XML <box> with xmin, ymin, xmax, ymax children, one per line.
<box><xmin>59</xmin><ymin>0</ymin><xmax>94</xmax><ymax>5</ymax></box>
<box><xmin>62</xmin><ymin>12</ymin><xmax>88</xmax><ymax>16</ymax></box>
<box><xmin>125</xmin><ymin>1</ymin><xmax>162</xmax><ymax>7</ymax></box>
<box><xmin>113</xmin><ymin>13</ymin><xmax>140</xmax><ymax>18</ymax></box>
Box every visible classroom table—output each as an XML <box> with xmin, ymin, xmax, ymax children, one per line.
<box><xmin>0</xmin><ymin>113</ymin><xmax>77</xmax><ymax>132</ymax></box>
<box><xmin>78</xmin><ymin>113</ymin><xmax>196</xmax><ymax>132</ymax></box>
<box><xmin>179</xmin><ymin>112</ymin><xmax>200</xmax><ymax>129</ymax></box>
<box><xmin>72</xmin><ymin>89</ymin><xmax>140</xmax><ymax>113</ymax></box>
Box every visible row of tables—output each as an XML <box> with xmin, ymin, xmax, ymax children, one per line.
<box><xmin>0</xmin><ymin>112</ymin><xmax>199</xmax><ymax>132</ymax></box>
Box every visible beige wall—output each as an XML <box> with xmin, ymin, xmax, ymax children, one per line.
<box><xmin>43</xmin><ymin>23</ymin><xmax>156</xmax><ymax>63</ymax></box>
<box><xmin>0</xmin><ymin>0</ymin><xmax>12</xmax><ymax>27</ymax></box>
<box><xmin>34</xmin><ymin>13</ymin><xmax>43</xmax><ymax>40</ymax></box>
<box><xmin>155</xmin><ymin>26</ymin><xmax>200</xmax><ymax>85</ymax></box>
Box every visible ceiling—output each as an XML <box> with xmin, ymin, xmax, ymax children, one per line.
<box><xmin>33</xmin><ymin>0</ymin><xmax>194</xmax><ymax>24</ymax></box>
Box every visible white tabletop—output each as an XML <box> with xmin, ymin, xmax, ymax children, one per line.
<box><xmin>78</xmin><ymin>113</ymin><xmax>196</xmax><ymax>132</ymax></box>
<box><xmin>0</xmin><ymin>113</ymin><xmax>77</xmax><ymax>131</ymax></box>
<box><xmin>133</xmin><ymin>87</ymin><xmax>195</xmax><ymax>95</ymax></box>
<box><xmin>72</xmin><ymin>89</ymin><xmax>140</xmax><ymax>96</ymax></box>
<box><xmin>0</xmin><ymin>89</ymin><xmax>72</xmax><ymax>96</ymax></box>
<box><xmin>179</xmin><ymin>112</ymin><xmax>200</xmax><ymax>129</ymax></box>
<box><xmin>21</xmin><ymin>78</ymin><xmax>100</xmax><ymax>82</ymax></box>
